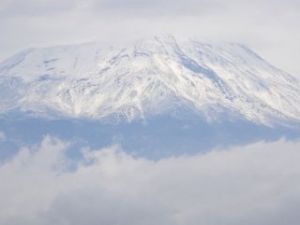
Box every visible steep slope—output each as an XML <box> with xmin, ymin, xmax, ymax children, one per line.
<box><xmin>0</xmin><ymin>36</ymin><xmax>299</xmax><ymax>127</ymax></box>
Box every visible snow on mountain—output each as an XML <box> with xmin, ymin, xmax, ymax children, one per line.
<box><xmin>0</xmin><ymin>35</ymin><xmax>299</xmax><ymax>126</ymax></box>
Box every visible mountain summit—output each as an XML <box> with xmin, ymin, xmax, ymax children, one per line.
<box><xmin>0</xmin><ymin>36</ymin><xmax>300</xmax><ymax>157</ymax></box>
<box><xmin>0</xmin><ymin>36</ymin><xmax>299</xmax><ymax>127</ymax></box>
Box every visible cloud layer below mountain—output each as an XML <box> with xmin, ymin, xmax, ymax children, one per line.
<box><xmin>1</xmin><ymin>136</ymin><xmax>300</xmax><ymax>225</ymax></box>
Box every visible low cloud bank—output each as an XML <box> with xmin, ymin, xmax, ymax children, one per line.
<box><xmin>0</xmin><ymin>137</ymin><xmax>300</xmax><ymax>225</ymax></box>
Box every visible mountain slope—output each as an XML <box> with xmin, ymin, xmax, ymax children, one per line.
<box><xmin>0</xmin><ymin>36</ymin><xmax>299</xmax><ymax>127</ymax></box>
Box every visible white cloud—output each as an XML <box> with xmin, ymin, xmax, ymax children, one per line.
<box><xmin>0</xmin><ymin>136</ymin><xmax>300</xmax><ymax>225</ymax></box>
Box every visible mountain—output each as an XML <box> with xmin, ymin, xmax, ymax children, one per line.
<box><xmin>1</xmin><ymin>35</ymin><xmax>299</xmax><ymax>125</ymax></box>
<box><xmin>0</xmin><ymin>36</ymin><xmax>299</xmax><ymax>158</ymax></box>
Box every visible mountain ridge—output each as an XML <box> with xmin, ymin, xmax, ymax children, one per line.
<box><xmin>0</xmin><ymin>36</ymin><xmax>299</xmax><ymax>127</ymax></box>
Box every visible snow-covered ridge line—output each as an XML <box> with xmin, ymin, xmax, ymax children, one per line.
<box><xmin>0</xmin><ymin>36</ymin><xmax>299</xmax><ymax>126</ymax></box>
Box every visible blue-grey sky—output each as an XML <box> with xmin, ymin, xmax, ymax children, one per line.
<box><xmin>0</xmin><ymin>0</ymin><xmax>299</xmax><ymax>76</ymax></box>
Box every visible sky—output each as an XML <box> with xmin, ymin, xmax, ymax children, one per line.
<box><xmin>1</xmin><ymin>136</ymin><xmax>300</xmax><ymax>224</ymax></box>
<box><xmin>1</xmin><ymin>2</ymin><xmax>300</xmax><ymax>224</ymax></box>
<box><xmin>0</xmin><ymin>0</ymin><xmax>300</xmax><ymax>76</ymax></box>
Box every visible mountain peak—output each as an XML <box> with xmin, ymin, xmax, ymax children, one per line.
<box><xmin>0</xmin><ymin>37</ymin><xmax>299</xmax><ymax>126</ymax></box>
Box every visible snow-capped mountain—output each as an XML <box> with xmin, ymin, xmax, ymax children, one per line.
<box><xmin>0</xmin><ymin>36</ymin><xmax>299</xmax><ymax>127</ymax></box>
<box><xmin>1</xmin><ymin>35</ymin><xmax>300</xmax><ymax>158</ymax></box>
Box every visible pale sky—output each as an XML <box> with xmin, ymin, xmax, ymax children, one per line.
<box><xmin>0</xmin><ymin>0</ymin><xmax>299</xmax><ymax>76</ymax></box>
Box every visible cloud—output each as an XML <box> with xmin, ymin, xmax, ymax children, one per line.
<box><xmin>0</xmin><ymin>136</ymin><xmax>300</xmax><ymax>225</ymax></box>
<box><xmin>1</xmin><ymin>0</ymin><xmax>298</xmax><ymax>17</ymax></box>
<box><xmin>0</xmin><ymin>0</ymin><xmax>76</xmax><ymax>16</ymax></box>
<box><xmin>92</xmin><ymin>0</ymin><xmax>225</xmax><ymax>17</ymax></box>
